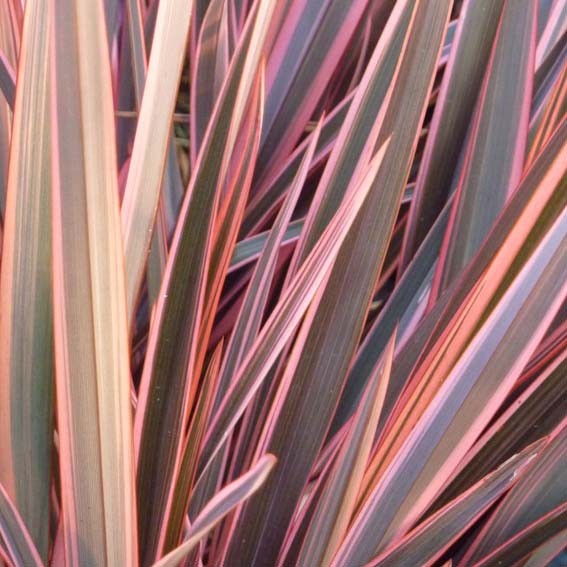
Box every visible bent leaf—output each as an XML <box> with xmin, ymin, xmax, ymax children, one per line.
<box><xmin>154</xmin><ymin>455</ymin><xmax>276</xmax><ymax>567</ymax></box>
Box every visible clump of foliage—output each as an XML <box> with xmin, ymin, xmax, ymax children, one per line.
<box><xmin>0</xmin><ymin>0</ymin><xmax>565</xmax><ymax>566</ymax></box>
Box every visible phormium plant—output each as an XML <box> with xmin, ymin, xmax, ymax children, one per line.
<box><xmin>0</xmin><ymin>0</ymin><xmax>565</xmax><ymax>565</ymax></box>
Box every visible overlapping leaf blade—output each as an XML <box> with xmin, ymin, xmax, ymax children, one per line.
<box><xmin>297</xmin><ymin>335</ymin><xmax>395</xmax><ymax>567</ymax></box>
<box><xmin>330</xmin><ymin>196</ymin><xmax>452</xmax><ymax>438</ymax></box>
<box><xmin>294</xmin><ymin>0</ymin><xmax>413</xmax><ymax>262</ymax></box>
<box><xmin>134</xmin><ymin>2</ymin><xmax>276</xmax><ymax>563</ymax></box>
<box><xmin>367</xmin><ymin>442</ymin><xmax>544</xmax><ymax>567</ymax></box>
<box><xmin>470</xmin><ymin>503</ymin><xmax>567</xmax><ymax>567</ymax></box>
<box><xmin>463</xmin><ymin>419</ymin><xmax>567</xmax><ymax>564</ymax></box>
<box><xmin>332</xmin><ymin>207</ymin><xmax>567</xmax><ymax>567</ymax></box>
<box><xmin>434</xmin><ymin>356</ymin><xmax>567</xmax><ymax>510</ymax></box>
<box><xmin>230</xmin><ymin>219</ymin><xmax>303</xmax><ymax>271</ymax></box>
<box><xmin>366</xmin><ymin>118</ymin><xmax>567</xmax><ymax>463</ymax></box>
<box><xmin>215</xmin><ymin>121</ymin><xmax>321</xmax><ymax>406</ymax></box>
<box><xmin>1</xmin><ymin>1</ymin><xmax>565</xmax><ymax>565</ymax></box>
<box><xmin>195</xmin><ymin>70</ymin><xmax>265</xmax><ymax>387</ymax></box>
<box><xmin>257</xmin><ymin>0</ymin><xmax>371</xmax><ymax>180</ymax></box>
<box><xmin>528</xmin><ymin>63</ymin><xmax>567</xmax><ymax>166</ymax></box>
<box><xmin>0</xmin><ymin>483</ymin><xmax>42</xmax><ymax>567</ymax></box>
<box><xmin>400</xmin><ymin>0</ymin><xmax>505</xmax><ymax>268</ymax></box>
<box><xmin>121</xmin><ymin>0</ymin><xmax>195</xmax><ymax>320</ymax></box>
<box><xmin>433</xmin><ymin>0</ymin><xmax>537</xmax><ymax>294</ymax></box>
<box><xmin>154</xmin><ymin>455</ymin><xmax>276</xmax><ymax>567</ymax></box>
<box><xmin>226</xmin><ymin>2</ymin><xmax>451</xmax><ymax>564</ymax></box>
<box><xmin>200</xmin><ymin>142</ymin><xmax>390</xmax><ymax>473</ymax></box>
<box><xmin>523</xmin><ymin>529</ymin><xmax>567</xmax><ymax>567</ymax></box>
<box><xmin>241</xmin><ymin>91</ymin><xmax>352</xmax><ymax>236</ymax></box>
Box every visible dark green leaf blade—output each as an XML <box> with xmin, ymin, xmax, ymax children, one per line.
<box><xmin>225</xmin><ymin>2</ymin><xmax>452</xmax><ymax>564</ymax></box>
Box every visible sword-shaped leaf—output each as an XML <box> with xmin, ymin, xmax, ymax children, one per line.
<box><xmin>134</xmin><ymin>2</ymin><xmax>276</xmax><ymax>563</ymax></box>
<box><xmin>0</xmin><ymin>0</ymin><xmax>52</xmax><ymax>559</ymax></box>
<box><xmin>297</xmin><ymin>335</ymin><xmax>395</xmax><ymax>567</ymax></box>
<box><xmin>400</xmin><ymin>0</ymin><xmax>505</xmax><ymax>268</ymax></box>
<box><xmin>121</xmin><ymin>0</ymin><xmax>195</xmax><ymax>320</ymax></box>
<box><xmin>201</xmin><ymin>142</ymin><xmax>389</xmax><ymax>471</ymax></box>
<box><xmin>225</xmin><ymin>2</ymin><xmax>451</xmax><ymax>564</ymax></box>
<box><xmin>367</xmin><ymin>442</ymin><xmax>544</xmax><ymax>567</ymax></box>
<box><xmin>433</xmin><ymin>0</ymin><xmax>537</xmax><ymax>295</ymax></box>
<box><xmin>191</xmin><ymin>0</ymin><xmax>230</xmax><ymax>163</ymax></box>
<box><xmin>257</xmin><ymin>0</ymin><xmax>370</xmax><ymax>181</ymax></box>
<box><xmin>154</xmin><ymin>455</ymin><xmax>276</xmax><ymax>567</ymax></box>
<box><xmin>332</xmin><ymin>207</ymin><xmax>567</xmax><ymax>567</ymax></box>
<box><xmin>195</xmin><ymin>69</ymin><xmax>264</xmax><ymax>389</ymax></box>
<box><xmin>434</xmin><ymin>356</ymin><xmax>567</xmax><ymax>510</ymax></box>
<box><xmin>50</xmin><ymin>0</ymin><xmax>137</xmax><ymax>563</ymax></box>
<box><xmin>330</xmin><ymin>196</ymin><xmax>451</xmax><ymax>439</ymax></box>
<box><xmin>215</xmin><ymin>120</ymin><xmax>321</xmax><ymax>408</ymax></box>
<box><xmin>366</xmin><ymin>119</ymin><xmax>566</xmax><ymax>464</ymax></box>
